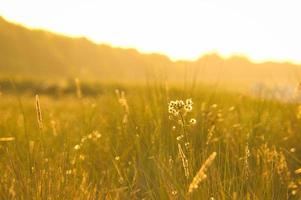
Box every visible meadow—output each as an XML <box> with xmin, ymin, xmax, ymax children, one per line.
<box><xmin>1</xmin><ymin>81</ymin><xmax>301</xmax><ymax>200</ymax></box>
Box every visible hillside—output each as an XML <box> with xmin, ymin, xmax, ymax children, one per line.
<box><xmin>0</xmin><ymin>16</ymin><xmax>175</xmax><ymax>82</ymax></box>
<box><xmin>1</xmin><ymin>16</ymin><xmax>301</xmax><ymax>89</ymax></box>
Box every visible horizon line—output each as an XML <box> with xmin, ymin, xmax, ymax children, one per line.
<box><xmin>1</xmin><ymin>15</ymin><xmax>301</xmax><ymax>66</ymax></box>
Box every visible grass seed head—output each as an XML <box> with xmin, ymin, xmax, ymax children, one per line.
<box><xmin>35</xmin><ymin>94</ymin><xmax>43</xmax><ymax>129</ymax></box>
<box><xmin>188</xmin><ymin>152</ymin><xmax>217</xmax><ymax>193</ymax></box>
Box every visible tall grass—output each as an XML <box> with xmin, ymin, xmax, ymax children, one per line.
<box><xmin>0</xmin><ymin>83</ymin><xmax>301</xmax><ymax>199</ymax></box>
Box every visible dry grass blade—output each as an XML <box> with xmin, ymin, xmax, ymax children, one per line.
<box><xmin>178</xmin><ymin>143</ymin><xmax>189</xmax><ymax>179</ymax></box>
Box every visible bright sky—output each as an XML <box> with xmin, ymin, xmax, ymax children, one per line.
<box><xmin>0</xmin><ymin>0</ymin><xmax>301</xmax><ymax>63</ymax></box>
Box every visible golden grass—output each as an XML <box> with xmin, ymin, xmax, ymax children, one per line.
<box><xmin>0</xmin><ymin>84</ymin><xmax>301</xmax><ymax>199</ymax></box>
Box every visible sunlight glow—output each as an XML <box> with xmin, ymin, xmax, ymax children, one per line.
<box><xmin>1</xmin><ymin>0</ymin><xmax>301</xmax><ymax>63</ymax></box>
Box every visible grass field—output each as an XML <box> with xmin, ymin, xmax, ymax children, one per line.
<box><xmin>1</xmin><ymin>82</ymin><xmax>301</xmax><ymax>199</ymax></box>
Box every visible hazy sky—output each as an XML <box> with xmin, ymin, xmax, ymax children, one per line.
<box><xmin>0</xmin><ymin>0</ymin><xmax>300</xmax><ymax>63</ymax></box>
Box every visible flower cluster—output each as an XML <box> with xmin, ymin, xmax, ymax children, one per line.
<box><xmin>168</xmin><ymin>99</ymin><xmax>193</xmax><ymax>117</ymax></box>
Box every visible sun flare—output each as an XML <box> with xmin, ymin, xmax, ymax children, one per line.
<box><xmin>1</xmin><ymin>0</ymin><xmax>301</xmax><ymax>63</ymax></box>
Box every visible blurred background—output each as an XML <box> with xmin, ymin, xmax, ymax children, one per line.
<box><xmin>0</xmin><ymin>0</ymin><xmax>301</xmax><ymax>99</ymax></box>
